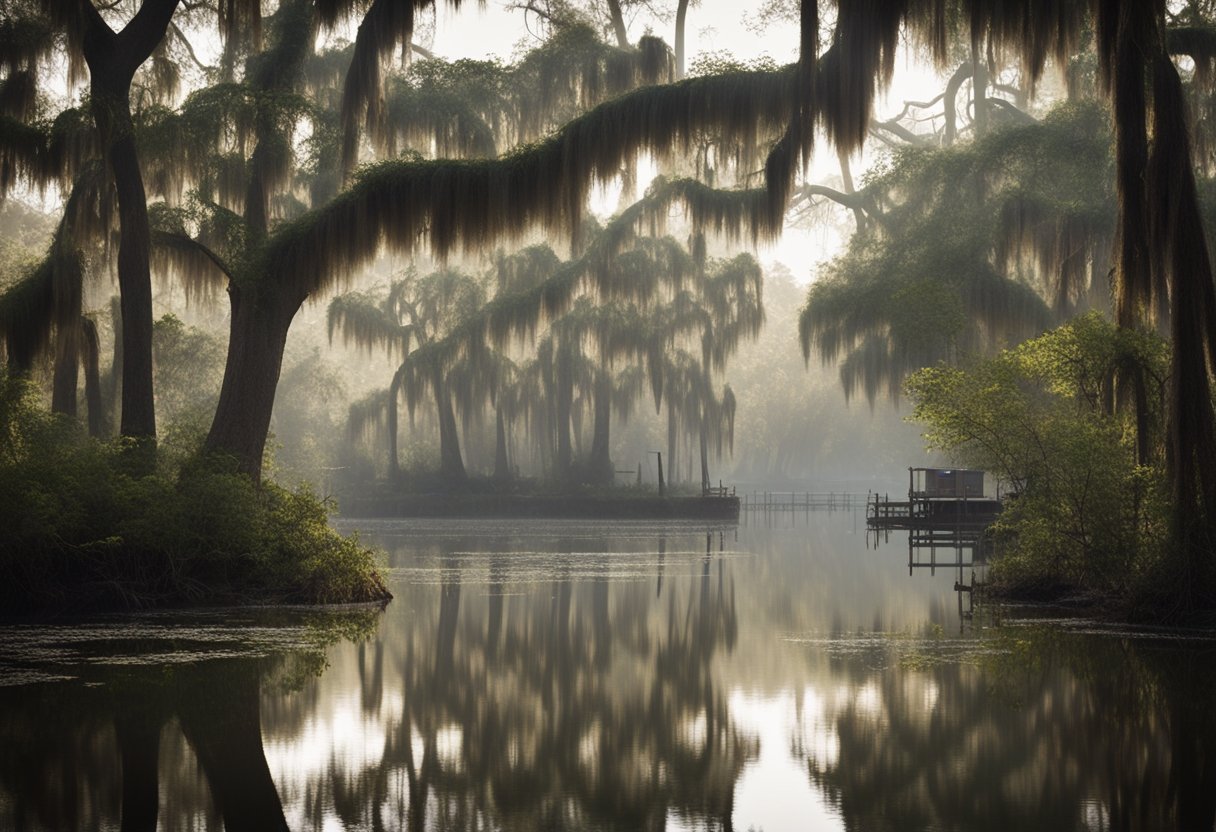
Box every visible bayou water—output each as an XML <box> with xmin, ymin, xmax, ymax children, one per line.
<box><xmin>1</xmin><ymin>509</ymin><xmax>1213</xmax><ymax>830</ymax></box>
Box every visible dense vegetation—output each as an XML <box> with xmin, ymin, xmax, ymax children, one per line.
<box><xmin>0</xmin><ymin>369</ymin><xmax>387</xmax><ymax>614</ymax></box>
<box><xmin>908</xmin><ymin>315</ymin><xmax>1177</xmax><ymax>610</ymax></box>
<box><xmin>4</xmin><ymin>0</ymin><xmax>1216</xmax><ymax>615</ymax></box>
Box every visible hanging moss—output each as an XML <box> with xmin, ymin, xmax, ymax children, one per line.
<box><xmin>800</xmin><ymin>101</ymin><xmax>1112</xmax><ymax>405</ymax></box>
<box><xmin>0</xmin><ymin>115</ymin><xmax>51</xmax><ymax>195</ymax></box>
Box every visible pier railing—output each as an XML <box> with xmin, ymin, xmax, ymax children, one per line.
<box><xmin>739</xmin><ymin>491</ymin><xmax>865</xmax><ymax>512</ymax></box>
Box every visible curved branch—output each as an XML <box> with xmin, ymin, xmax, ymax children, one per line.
<box><xmin>264</xmin><ymin>67</ymin><xmax>796</xmax><ymax>300</ymax></box>
<box><xmin>869</xmin><ymin>117</ymin><xmax>928</xmax><ymax>146</ymax></box>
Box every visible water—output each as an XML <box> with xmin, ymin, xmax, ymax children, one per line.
<box><xmin>2</xmin><ymin>511</ymin><xmax>1215</xmax><ymax>831</ymax></box>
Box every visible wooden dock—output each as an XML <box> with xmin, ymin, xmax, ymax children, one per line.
<box><xmin>740</xmin><ymin>491</ymin><xmax>865</xmax><ymax>512</ymax></box>
<box><xmin>867</xmin><ymin>495</ymin><xmax>1002</xmax><ymax>533</ymax></box>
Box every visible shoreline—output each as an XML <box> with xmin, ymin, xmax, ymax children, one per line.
<box><xmin>337</xmin><ymin>493</ymin><xmax>742</xmax><ymax>520</ymax></box>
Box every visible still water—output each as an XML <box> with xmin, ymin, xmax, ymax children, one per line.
<box><xmin>2</xmin><ymin>510</ymin><xmax>1215</xmax><ymax>831</ymax></box>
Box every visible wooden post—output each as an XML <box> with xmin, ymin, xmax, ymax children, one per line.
<box><xmin>656</xmin><ymin>452</ymin><xmax>665</xmax><ymax>497</ymax></box>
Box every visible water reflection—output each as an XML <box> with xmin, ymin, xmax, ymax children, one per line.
<box><xmin>286</xmin><ymin>523</ymin><xmax>753</xmax><ymax>831</ymax></box>
<box><xmin>0</xmin><ymin>610</ymin><xmax>378</xmax><ymax>832</ymax></box>
<box><xmin>800</xmin><ymin>626</ymin><xmax>1216</xmax><ymax>831</ymax></box>
<box><xmin>2</xmin><ymin>517</ymin><xmax>1216</xmax><ymax>831</ymax></box>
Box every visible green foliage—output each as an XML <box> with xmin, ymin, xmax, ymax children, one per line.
<box><xmin>907</xmin><ymin>314</ymin><xmax>1170</xmax><ymax>596</ymax></box>
<box><xmin>152</xmin><ymin>313</ymin><xmax>224</xmax><ymax>437</ymax></box>
<box><xmin>802</xmin><ymin>101</ymin><xmax>1115</xmax><ymax>405</ymax></box>
<box><xmin>0</xmin><ymin>370</ymin><xmax>387</xmax><ymax>614</ymax></box>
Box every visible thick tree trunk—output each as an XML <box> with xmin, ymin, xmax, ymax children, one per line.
<box><xmin>433</xmin><ymin>368</ymin><xmax>466</xmax><ymax>483</ymax></box>
<box><xmin>107</xmin><ymin>125</ymin><xmax>156</xmax><ymax>442</ymax></box>
<box><xmin>86</xmin><ymin>86</ymin><xmax>153</xmax><ymax>442</ymax></box>
<box><xmin>80</xmin><ymin>0</ymin><xmax>184</xmax><ymax>445</ymax></box>
<box><xmin>204</xmin><ymin>284</ymin><xmax>300</xmax><ymax>482</ymax></box>
<box><xmin>108</xmin><ymin>296</ymin><xmax>123</xmax><ymax>433</ymax></box>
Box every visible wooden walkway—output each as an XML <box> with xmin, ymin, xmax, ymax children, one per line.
<box><xmin>739</xmin><ymin>491</ymin><xmax>865</xmax><ymax>512</ymax></box>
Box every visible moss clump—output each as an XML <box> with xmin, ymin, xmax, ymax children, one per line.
<box><xmin>0</xmin><ymin>371</ymin><xmax>389</xmax><ymax>616</ymax></box>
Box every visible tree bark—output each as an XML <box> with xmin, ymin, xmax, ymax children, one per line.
<box><xmin>836</xmin><ymin>147</ymin><xmax>865</xmax><ymax>233</ymax></box>
<box><xmin>433</xmin><ymin>367</ymin><xmax>467</xmax><ymax>483</ymax></box>
<box><xmin>80</xmin><ymin>0</ymin><xmax>182</xmax><ymax>445</ymax></box>
<box><xmin>204</xmin><ymin>284</ymin><xmax>300</xmax><ymax>481</ymax></box>
<box><xmin>605</xmin><ymin>0</ymin><xmax>629</xmax><ymax>47</ymax></box>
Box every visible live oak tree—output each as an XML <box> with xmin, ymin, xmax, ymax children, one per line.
<box><xmin>9</xmin><ymin>0</ymin><xmax>1216</xmax><ymax>606</ymax></box>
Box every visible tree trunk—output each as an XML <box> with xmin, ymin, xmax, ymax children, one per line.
<box><xmin>943</xmin><ymin>62</ymin><xmax>971</xmax><ymax>147</ymax></box>
<box><xmin>674</xmin><ymin>0</ymin><xmax>689</xmax><ymax>80</ymax></box>
<box><xmin>204</xmin><ymin>283</ymin><xmax>300</xmax><ymax>482</ymax></box>
<box><xmin>556</xmin><ymin>347</ymin><xmax>574</xmax><ymax>478</ymax></box>
<box><xmin>108</xmin><ymin>296</ymin><xmax>123</xmax><ymax>433</ymax></box>
<box><xmin>667</xmin><ymin>401</ymin><xmax>678</xmax><ymax>487</ymax></box>
<box><xmin>81</xmin><ymin>0</ymin><xmax>184</xmax><ymax>445</ymax></box>
<box><xmin>87</xmin><ymin>82</ymin><xmax>154</xmax><ymax>444</ymax></box>
<box><xmin>587</xmin><ymin>367</ymin><xmax>613</xmax><ymax>485</ymax></box>
<box><xmin>971</xmin><ymin>40</ymin><xmax>989</xmax><ymax>139</ymax></box>
<box><xmin>433</xmin><ymin>368</ymin><xmax>467</xmax><ymax>483</ymax></box>
<box><xmin>82</xmin><ymin>317</ymin><xmax>103</xmax><ymax>437</ymax></box>
<box><xmin>699</xmin><ymin>416</ymin><xmax>710</xmax><ymax>494</ymax></box>
<box><xmin>605</xmin><ymin>0</ymin><xmax>629</xmax><ymax>47</ymax></box>
<box><xmin>837</xmin><ymin>147</ymin><xmax>866</xmax><ymax>233</ymax></box>
<box><xmin>51</xmin><ymin>332</ymin><xmax>79</xmax><ymax>417</ymax></box>
<box><xmin>493</xmin><ymin>403</ymin><xmax>510</xmax><ymax>483</ymax></box>
<box><xmin>387</xmin><ymin>374</ymin><xmax>400</xmax><ymax>479</ymax></box>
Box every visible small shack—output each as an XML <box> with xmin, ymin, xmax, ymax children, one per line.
<box><xmin>910</xmin><ymin>468</ymin><xmax>985</xmax><ymax>499</ymax></box>
<box><xmin>868</xmin><ymin>467</ymin><xmax>1002</xmax><ymax>541</ymax></box>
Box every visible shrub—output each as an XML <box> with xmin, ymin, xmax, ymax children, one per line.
<box><xmin>0</xmin><ymin>371</ymin><xmax>388</xmax><ymax>615</ymax></box>
<box><xmin>906</xmin><ymin>314</ymin><xmax>1170</xmax><ymax>597</ymax></box>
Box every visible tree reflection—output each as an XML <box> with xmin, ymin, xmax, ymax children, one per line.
<box><xmin>800</xmin><ymin>628</ymin><xmax>1216</xmax><ymax>831</ymax></box>
<box><xmin>0</xmin><ymin>610</ymin><xmax>379</xmax><ymax>832</ymax></box>
<box><xmin>301</xmin><ymin>529</ymin><xmax>754</xmax><ymax>831</ymax></box>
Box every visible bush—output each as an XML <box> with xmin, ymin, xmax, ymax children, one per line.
<box><xmin>906</xmin><ymin>313</ymin><xmax>1170</xmax><ymax>598</ymax></box>
<box><xmin>0</xmin><ymin>371</ymin><xmax>388</xmax><ymax>615</ymax></box>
